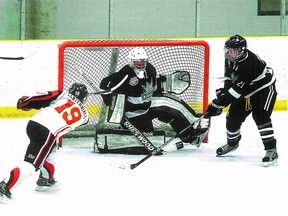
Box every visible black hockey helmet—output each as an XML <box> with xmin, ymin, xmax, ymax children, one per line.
<box><xmin>69</xmin><ymin>83</ymin><xmax>88</xmax><ymax>102</ymax></box>
<box><xmin>224</xmin><ymin>34</ymin><xmax>247</xmax><ymax>61</ymax></box>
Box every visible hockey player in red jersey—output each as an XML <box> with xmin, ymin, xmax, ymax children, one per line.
<box><xmin>0</xmin><ymin>83</ymin><xmax>89</xmax><ymax>202</ymax></box>
<box><xmin>206</xmin><ymin>35</ymin><xmax>278</xmax><ymax>166</ymax></box>
<box><xmin>99</xmin><ymin>47</ymin><xmax>210</xmax><ymax>154</ymax></box>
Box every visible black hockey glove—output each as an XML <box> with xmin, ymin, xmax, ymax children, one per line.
<box><xmin>17</xmin><ymin>96</ymin><xmax>32</xmax><ymax>111</ymax></box>
<box><xmin>206</xmin><ymin>87</ymin><xmax>231</xmax><ymax>117</ymax></box>
<box><xmin>158</xmin><ymin>74</ymin><xmax>167</xmax><ymax>82</ymax></box>
<box><xmin>216</xmin><ymin>88</ymin><xmax>225</xmax><ymax>100</ymax></box>
<box><xmin>206</xmin><ymin>99</ymin><xmax>225</xmax><ymax>117</ymax></box>
<box><xmin>215</xmin><ymin>87</ymin><xmax>232</xmax><ymax>107</ymax></box>
<box><xmin>101</xmin><ymin>94</ymin><xmax>112</xmax><ymax>106</ymax></box>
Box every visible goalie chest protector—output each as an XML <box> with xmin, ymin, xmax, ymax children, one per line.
<box><xmin>94</xmin><ymin>129</ymin><xmax>166</xmax><ymax>155</ymax></box>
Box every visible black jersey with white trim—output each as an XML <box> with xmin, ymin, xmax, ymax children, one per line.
<box><xmin>100</xmin><ymin>63</ymin><xmax>157</xmax><ymax>118</ymax></box>
<box><xmin>224</xmin><ymin>49</ymin><xmax>275</xmax><ymax>101</ymax></box>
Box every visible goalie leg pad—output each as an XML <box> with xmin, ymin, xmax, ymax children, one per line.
<box><xmin>151</xmin><ymin>94</ymin><xmax>198</xmax><ymax>134</ymax></box>
<box><xmin>94</xmin><ymin>129</ymin><xmax>166</xmax><ymax>155</ymax></box>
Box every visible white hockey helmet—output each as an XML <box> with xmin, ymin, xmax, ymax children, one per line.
<box><xmin>127</xmin><ymin>47</ymin><xmax>148</xmax><ymax>79</ymax></box>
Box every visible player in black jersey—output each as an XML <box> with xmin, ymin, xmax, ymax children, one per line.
<box><xmin>99</xmin><ymin>47</ymin><xmax>210</xmax><ymax>154</ymax></box>
<box><xmin>206</xmin><ymin>35</ymin><xmax>278</xmax><ymax>166</ymax></box>
<box><xmin>100</xmin><ymin>47</ymin><xmax>158</xmax><ymax>132</ymax></box>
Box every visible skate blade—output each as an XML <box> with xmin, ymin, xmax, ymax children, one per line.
<box><xmin>0</xmin><ymin>195</ymin><xmax>12</xmax><ymax>204</ymax></box>
<box><xmin>216</xmin><ymin>147</ymin><xmax>238</xmax><ymax>156</ymax></box>
<box><xmin>263</xmin><ymin>159</ymin><xmax>278</xmax><ymax>167</ymax></box>
<box><xmin>35</xmin><ymin>182</ymin><xmax>61</xmax><ymax>192</ymax></box>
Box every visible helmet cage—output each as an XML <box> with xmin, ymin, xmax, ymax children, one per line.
<box><xmin>224</xmin><ymin>47</ymin><xmax>245</xmax><ymax>61</ymax></box>
<box><xmin>224</xmin><ymin>35</ymin><xmax>247</xmax><ymax>61</ymax></box>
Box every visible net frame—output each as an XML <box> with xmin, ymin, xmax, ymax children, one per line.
<box><xmin>58</xmin><ymin>39</ymin><xmax>210</xmax><ymax>137</ymax></box>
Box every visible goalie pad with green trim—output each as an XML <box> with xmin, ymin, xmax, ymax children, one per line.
<box><xmin>159</xmin><ymin>70</ymin><xmax>190</xmax><ymax>94</ymax></box>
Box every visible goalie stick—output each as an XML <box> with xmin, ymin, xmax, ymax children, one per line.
<box><xmin>125</xmin><ymin>112</ymin><xmax>209</xmax><ymax>170</ymax></box>
<box><xmin>122</xmin><ymin>117</ymin><xmax>158</xmax><ymax>152</ymax></box>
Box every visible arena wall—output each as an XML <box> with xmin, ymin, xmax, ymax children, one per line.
<box><xmin>0</xmin><ymin>37</ymin><xmax>287</xmax><ymax>118</ymax></box>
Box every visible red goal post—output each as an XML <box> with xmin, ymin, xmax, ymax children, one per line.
<box><xmin>58</xmin><ymin>39</ymin><xmax>210</xmax><ymax>137</ymax></box>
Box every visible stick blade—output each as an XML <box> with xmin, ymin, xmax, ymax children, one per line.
<box><xmin>0</xmin><ymin>56</ymin><xmax>24</xmax><ymax>60</ymax></box>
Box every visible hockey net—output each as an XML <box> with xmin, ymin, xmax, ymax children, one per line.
<box><xmin>58</xmin><ymin>40</ymin><xmax>210</xmax><ymax>137</ymax></box>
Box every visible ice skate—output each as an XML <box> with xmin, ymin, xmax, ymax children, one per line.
<box><xmin>262</xmin><ymin>148</ymin><xmax>278</xmax><ymax>167</ymax></box>
<box><xmin>35</xmin><ymin>177</ymin><xmax>61</xmax><ymax>192</ymax></box>
<box><xmin>0</xmin><ymin>180</ymin><xmax>12</xmax><ymax>203</ymax></box>
<box><xmin>216</xmin><ymin>143</ymin><xmax>239</xmax><ymax>156</ymax></box>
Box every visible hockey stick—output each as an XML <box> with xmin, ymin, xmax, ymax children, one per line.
<box><xmin>0</xmin><ymin>56</ymin><xmax>25</xmax><ymax>60</ymax></box>
<box><xmin>73</xmin><ymin>64</ymin><xmax>128</xmax><ymax>96</ymax></box>
<box><xmin>87</xmin><ymin>89</ymin><xmax>112</xmax><ymax>95</ymax></box>
<box><xmin>127</xmin><ymin>113</ymin><xmax>209</xmax><ymax>170</ymax></box>
<box><xmin>122</xmin><ymin>117</ymin><xmax>157</xmax><ymax>152</ymax></box>
<box><xmin>0</xmin><ymin>48</ymin><xmax>38</xmax><ymax>60</ymax></box>
<box><xmin>86</xmin><ymin>81</ymin><xmax>127</xmax><ymax>95</ymax></box>
<box><xmin>87</xmin><ymin>75</ymin><xmax>127</xmax><ymax>95</ymax></box>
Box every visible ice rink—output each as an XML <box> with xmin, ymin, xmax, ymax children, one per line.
<box><xmin>0</xmin><ymin>111</ymin><xmax>287</xmax><ymax>216</ymax></box>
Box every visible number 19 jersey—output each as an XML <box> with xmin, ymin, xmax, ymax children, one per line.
<box><xmin>31</xmin><ymin>91</ymin><xmax>89</xmax><ymax>138</ymax></box>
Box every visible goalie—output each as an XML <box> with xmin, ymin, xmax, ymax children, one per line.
<box><xmin>97</xmin><ymin>47</ymin><xmax>210</xmax><ymax>154</ymax></box>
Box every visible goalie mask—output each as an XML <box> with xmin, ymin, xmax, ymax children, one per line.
<box><xmin>69</xmin><ymin>83</ymin><xmax>88</xmax><ymax>102</ymax></box>
<box><xmin>224</xmin><ymin>35</ymin><xmax>247</xmax><ymax>61</ymax></box>
<box><xmin>127</xmin><ymin>47</ymin><xmax>148</xmax><ymax>79</ymax></box>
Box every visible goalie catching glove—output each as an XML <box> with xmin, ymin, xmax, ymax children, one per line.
<box><xmin>158</xmin><ymin>70</ymin><xmax>190</xmax><ymax>94</ymax></box>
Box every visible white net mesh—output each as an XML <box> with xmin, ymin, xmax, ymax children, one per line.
<box><xmin>58</xmin><ymin>40</ymin><xmax>209</xmax><ymax>137</ymax></box>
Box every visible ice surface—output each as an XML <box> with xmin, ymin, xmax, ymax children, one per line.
<box><xmin>0</xmin><ymin>112</ymin><xmax>287</xmax><ymax>216</ymax></box>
